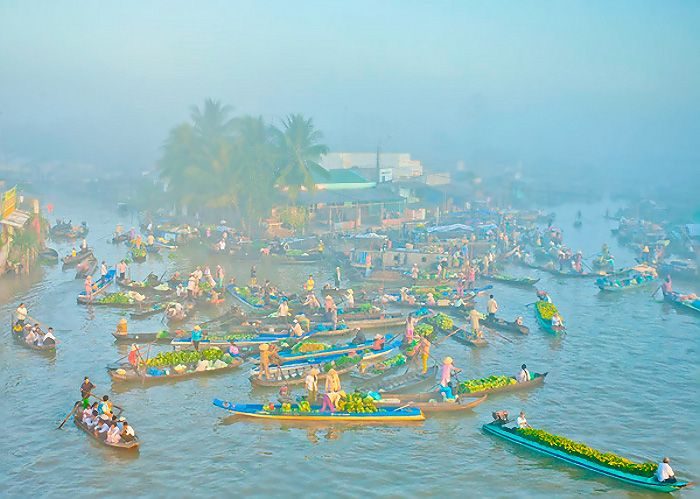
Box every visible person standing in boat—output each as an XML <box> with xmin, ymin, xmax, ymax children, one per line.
<box><xmin>15</xmin><ymin>303</ymin><xmax>28</xmax><ymax>327</ymax></box>
<box><xmin>439</xmin><ymin>357</ymin><xmax>460</xmax><ymax>399</ymax></box>
<box><xmin>405</xmin><ymin>314</ymin><xmax>417</xmax><ymax>342</ymax></box>
<box><xmin>117</xmin><ymin>260</ymin><xmax>127</xmax><ymax>281</ymax></box>
<box><xmin>80</xmin><ymin>238</ymin><xmax>88</xmax><ymax>253</ymax></box>
<box><xmin>661</xmin><ymin>275</ymin><xmax>673</xmax><ymax>295</ymax></box>
<box><xmin>84</xmin><ymin>275</ymin><xmax>94</xmax><ymax>302</ymax></box>
<box><xmin>305</xmin><ymin>367</ymin><xmax>319</xmax><ymax>402</ymax></box>
<box><xmin>80</xmin><ymin>377</ymin><xmax>95</xmax><ymax>407</ymax></box>
<box><xmin>469</xmin><ymin>307</ymin><xmax>482</xmax><ymax>335</ymax></box>
<box><xmin>656</xmin><ymin>457</ymin><xmax>677</xmax><ymax>484</ymax></box>
<box><xmin>345</xmin><ymin>289</ymin><xmax>355</xmax><ymax>307</ymax></box>
<box><xmin>334</xmin><ymin>266</ymin><xmax>341</xmax><ymax>289</ymax></box>
<box><xmin>100</xmin><ymin>261</ymin><xmax>107</xmax><ymax>279</ymax></box>
<box><xmin>215</xmin><ymin>265</ymin><xmax>225</xmax><ymax>289</ymax></box>
<box><xmin>516</xmin><ymin>364</ymin><xmax>531</xmax><ymax>383</ymax></box>
<box><xmin>419</xmin><ymin>335</ymin><xmax>431</xmax><ymax>374</ymax></box>
<box><xmin>258</xmin><ymin>343</ymin><xmax>272</xmax><ymax>380</ymax></box>
<box><xmin>487</xmin><ymin>294</ymin><xmax>499</xmax><ymax>319</ymax></box>
<box><xmin>411</xmin><ymin>263</ymin><xmax>419</xmax><ymax>282</ymax></box>
<box><xmin>250</xmin><ymin>265</ymin><xmax>257</xmax><ymax>287</ymax></box>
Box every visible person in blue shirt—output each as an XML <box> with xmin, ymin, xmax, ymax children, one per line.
<box><xmin>191</xmin><ymin>325</ymin><xmax>203</xmax><ymax>351</ymax></box>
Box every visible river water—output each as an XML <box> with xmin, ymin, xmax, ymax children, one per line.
<box><xmin>0</xmin><ymin>194</ymin><xmax>697</xmax><ymax>498</ymax></box>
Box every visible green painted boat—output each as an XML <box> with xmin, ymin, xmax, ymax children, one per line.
<box><xmin>483</xmin><ymin>422</ymin><xmax>689</xmax><ymax>493</ymax></box>
<box><xmin>534</xmin><ymin>295</ymin><xmax>565</xmax><ymax>334</ymax></box>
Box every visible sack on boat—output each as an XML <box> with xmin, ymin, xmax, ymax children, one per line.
<box><xmin>195</xmin><ymin>360</ymin><xmax>208</xmax><ymax>372</ymax></box>
<box><xmin>212</xmin><ymin>359</ymin><xmax>227</xmax><ymax>369</ymax></box>
<box><xmin>147</xmin><ymin>367</ymin><xmax>165</xmax><ymax>376</ymax></box>
<box><xmin>115</xmin><ymin>369</ymin><xmax>126</xmax><ymax>375</ymax></box>
<box><xmin>221</xmin><ymin>353</ymin><xmax>233</xmax><ymax>364</ymax></box>
<box><xmin>173</xmin><ymin>364</ymin><xmax>186</xmax><ymax>373</ymax></box>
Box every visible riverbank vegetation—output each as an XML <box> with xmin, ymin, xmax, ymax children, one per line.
<box><xmin>154</xmin><ymin>99</ymin><xmax>327</xmax><ymax>231</ymax></box>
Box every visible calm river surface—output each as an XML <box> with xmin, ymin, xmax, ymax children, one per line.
<box><xmin>1</xmin><ymin>194</ymin><xmax>697</xmax><ymax>498</ymax></box>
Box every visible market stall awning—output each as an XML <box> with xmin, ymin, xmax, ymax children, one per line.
<box><xmin>0</xmin><ymin>209</ymin><xmax>31</xmax><ymax>228</ymax></box>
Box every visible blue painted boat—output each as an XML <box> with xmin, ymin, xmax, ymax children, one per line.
<box><xmin>663</xmin><ymin>291</ymin><xmax>700</xmax><ymax>315</ymax></box>
<box><xmin>226</xmin><ymin>284</ymin><xmax>266</xmax><ymax>309</ymax></box>
<box><xmin>596</xmin><ymin>267</ymin><xmax>657</xmax><ymax>292</ymax></box>
<box><xmin>483</xmin><ymin>422</ymin><xmax>689</xmax><ymax>493</ymax></box>
<box><xmin>534</xmin><ymin>297</ymin><xmax>565</xmax><ymax>334</ymax></box>
<box><xmin>77</xmin><ymin>269</ymin><xmax>116</xmax><ymax>303</ymax></box>
<box><xmin>212</xmin><ymin>399</ymin><xmax>425</xmax><ymax>422</ymax></box>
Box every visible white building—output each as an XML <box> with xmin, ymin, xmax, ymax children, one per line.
<box><xmin>320</xmin><ymin>152</ymin><xmax>424</xmax><ymax>181</ymax></box>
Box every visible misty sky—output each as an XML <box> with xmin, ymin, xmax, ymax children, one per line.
<box><xmin>1</xmin><ymin>1</ymin><xmax>698</xmax><ymax>177</ymax></box>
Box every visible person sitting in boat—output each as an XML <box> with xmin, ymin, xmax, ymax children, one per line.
<box><xmin>515</xmin><ymin>316</ymin><xmax>524</xmax><ymax>327</ymax></box>
<box><xmin>656</xmin><ymin>457</ymin><xmax>677</xmax><ymax>484</ymax></box>
<box><xmin>121</xmin><ymin>421</ymin><xmax>136</xmax><ymax>442</ymax></box>
<box><xmin>372</xmin><ymin>334</ymin><xmax>386</xmax><ymax>351</ymax></box>
<box><xmin>227</xmin><ymin>341</ymin><xmax>240</xmax><ymax>358</ymax></box>
<box><xmin>551</xmin><ymin>314</ymin><xmax>563</xmax><ymax>329</ymax></box>
<box><xmin>82</xmin><ymin>402</ymin><xmax>98</xmax><ymax>422</ymax></box>
<box><xmin>190</xmin><ymin>325</ymin><xmax>203</xmax><ymax>351</ymax></box>
<box><xmin>209</xmin><ymin>289</ymin><xmax>224</xmax><ymax>305</ymax></box>
<box><xmin>517</xmin><ymin>411</ymin><xmax>531</xmax><ymax>428</ymax></box>
<box><xmin>516</xmin><ymin>364</ymin><xmax>531</xmax><ymax>383</ymax></box>
<box><xmin>324</xmin><ymin>295</ymin><xmax>336</xmax><ymax>313</ymax></box>
<box><xmin>106</xmin><ymin>421</ymin><xmax>122</xmax><ymax>444</ymax></box>
<box><xmin>661</xmin><ymin>275</ymin><xmax>673</xmax><ymax>295</ymax></box>
<box><xmin>24</xmin><ymin>326</ymin><xmax>38</xmax><ymax>345</ymax></box>
<box><xmin>41</xmin><ymin>327</ymin><xmax>56</xmax><ymax>346</ymax></box>
<box><xmin>291</xmin><ymin>319</ymin><xmax>305</xmax><ymax>337</ymax></box>
<box><xmin>536</xmin><ymin>290</ymin><xmax>552</xmax><ymax>303</ymax></box>
<box><xmin>277</xmin><ymin>386</ymin><xmax>293</xmax><ymax>405</ymax></box>
<box><xmin>425</xmin><ymin>293</ymin><xmax>436</xmax><ymax>306</ymax></box>
<box><xmin>84</xmin><ymin>409</ymin><xmax>99</xmax><ymax>429</ymax></box>
<box><xmin>277</xmin><ymin>298</ymin><xmax>290</xmax><ymax>317</ymax></box>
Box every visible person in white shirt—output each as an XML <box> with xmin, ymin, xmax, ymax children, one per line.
<box><xmin>291</xmin><ymin>319</ymin><xmax>304</xmax><ymax>337</ymax></box>
<box><xmin>516</xmin><ymin>364</ymin><xmax>531</xmax><ymax>383</ymax></box>
<box><xmin>656</xmin><ymin>457</ymin><xmax>676</xmax><ymax>483</ymax></box>
<box><xmin>487</xmin><ymin>294</ymin><xmax>499</xmax><ymax>318</ymax></box>
<box><xmin>551</xmin><ymin>314</ymin><xmax>562</xmax><ymax>328</ymax></box>
<box><xmin>15</xmin><ymin>303</ymin><xmax>28</xmax><ymax>326</ymax></box>
<box><xmin>305</xmin><ymin>368</ymin><xmax>319</xmax><ymax>403</ymax></box>
<box><xmin>100</xmin><ymin>261</ymin><xmax>107</xmax><ymax>278</ymax></box>
<box><xmin>517</xmin><ymin>411</ymin><xmax>530</xmax><ymax>429</ymax></box>
<box><xmin>106</xmin><ymin>422</ymin><xmax>122</xmax><ymax>444</ymax></box>
<box><xmin>94</xmin><ymin>417</ymin><xmax>110</xmax><ymax>437</ymax></box>
<box><xmin>121</xmin><ymin>422</ymin><xmax>136</xmax><ymax>442</ymax></box>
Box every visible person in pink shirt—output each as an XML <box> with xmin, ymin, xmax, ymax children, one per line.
<box><xmin>439</xmin><ymin>356</ymin><xmax>461</xmax><ymax>399</ymax></box>
<box><xmin>405</xmin><ymin>314</ymin><xmax>417</xmax><ymax>341</ymax></box>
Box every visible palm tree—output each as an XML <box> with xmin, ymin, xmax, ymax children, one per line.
<box><xmin>275</xmin><ymin>114</ymin><xmax>329</xmax><ymax>196</ymax></box>
<box><xmin>190</xmin><ymin>99</ymin><xmax>236</xmax><ymax>143</ymax></box>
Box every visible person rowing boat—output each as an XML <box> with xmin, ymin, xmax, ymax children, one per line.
<box><xmin>516</xmin><ymin>364</ymin><xmax>531</xmax><ymax>383</ymax></box>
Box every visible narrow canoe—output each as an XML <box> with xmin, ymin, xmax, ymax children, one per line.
<box><xmin>375</xmin><ymin>366</ymin><xmax>439</xmax><ymax>394</ymax></box>
<box><xmin>170</xmin><ymin>327</ymin><xmax>361</xmax><ymax>349</ymax></box>
<box><xmin>38</xmin><ymin>247</ymin><xmax>59</xmax><ymax>263</ymax></box>
<box><xmin>77</xmin><ymin>269</ymin><xmax>116</xmax><ymax>303</ymax></box>
<box><xmin>596</xmin><ymin>273</ymin><xmax>656</xmax><ymax>292</ymax></box>
<box><xmin>534</xmin><ymin>302</ymin><xmax>566</xmax><ymax>334</ymax></box>
<box><xmin>482</xmin><ymin>316</ymin><xmax>529</xmax><ymax>335</ymax></box>
<box><xmin>481</xmin><ymin>274</ymin><xmax>540</xmax><ymax>287</ymax></box>
<box><xmin>375</xmin><ymin>392</ymin><xmax>487</xmax><ymax>413</ymax></box>
<box><xmin>457</xmin><ymin>372</ymin><xmax>548</xmax><ymax>396</ymax></box>
<box><xmin>256</xmin><ymin>337</ymin><xmax>399</xmax><ymax>364</ymax></box>
<box><xmin>11</xmin><ymin>325</ymin><xmax>57</xmax><ymax>353</ymax></box>
<box><xmin>440</xmin><ymin>326</ymin><xmax>488</xmax><ymax>348</ymax></box>
<box><xmin>73</xmin><ymin>416</ymin><xmax>140</xmax><ymax>450</ymax></box>
<box><xmin>663</xmin><ymin>291</ymin><xmax>700</xmax><ymax>315</ymax></box>
<box><xmin>62</xmin><ymin>250</ymin><xmax>93</xmax><ymax>268</ymax></box>
<box><xmin>74</xmin><ymin>256</ymin><xmax>98</xmax><ymax>279</ymax></box>
<box><xmin>112</xmin><ymin>330</ymin><xmax>182</xmax><ymax>344</ymax></box>
<box><xmin>129</xmin><ymin>302</ymin><xmax>169</xmax><ymax>319</ymax></box>
<box><xmin>249</xmin><ymin>354</ymin><xmax>366</xmax><ymax>388</ymax></box>
<box><xmin>482</xmin><ymin>422</ymin><xmax>688</xmax><ymax>493</ymax></box>
<box><xmin>212</xmin><ymin>399</ymin><xmax>425</xmax><ymax>422</ymax></box>
<box><xmin>116</xmin><ymin>279</ymin><xmax>173</xmax><ymax>296</ymax></box>
<box><xmin>107</xmin><ymin>357</ymin><xmax>243</xmax><ymax>384</ymax></box>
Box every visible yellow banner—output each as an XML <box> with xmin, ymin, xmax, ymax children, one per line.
<box><xmin>2</xmin><ymin>186</ymin><xmax>17</xmax><ymax>219</ymax></box>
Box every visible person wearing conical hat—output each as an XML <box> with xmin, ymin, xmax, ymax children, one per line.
<box><xmin>345</xmin><ymin>288</ymin><xmax>355</xmax><ymax>307</ymax></box>
<box><xmin>440</xmin><ymin>356</ymin><xmax>461</xmax><ymax>390</ymax></box>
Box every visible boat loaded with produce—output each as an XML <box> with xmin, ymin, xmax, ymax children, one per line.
<box><xmin>456</xmin><ymin>372</ymin><xmax>547</xmax><ymax>396</ymax></box>
<box><xmin>483</xmin><ymin>417</ymin><xmax>688</xmax><ymax>493</ymax></box>
<box><xmin>533</xmin><ymin>292</ymin><xmax>566</xmax><ymax>334</ymax></box>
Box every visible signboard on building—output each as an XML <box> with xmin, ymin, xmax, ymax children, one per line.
<box><xmin>2</xmin><ymin>186</ymin><xmax>17</xmax><ymax>219</ymax></box>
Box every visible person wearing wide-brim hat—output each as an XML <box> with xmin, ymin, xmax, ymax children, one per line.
<box><xmin>191</xmin><ymin>324</ymin><xmax>203</xmax><ymax>351</ymax></box>
<box><xmin>345</xmin><ymin>288</ymin><xmax>355</xmax><ymax>307</ymax></box>
<box><xmin>372</xmin><ymin>334</ymin><xmax>385</xmax><ymax>351</ymax></box>
<box><xmin>440</xmin><ymin>356</ymin><xmax>461</xmax><ymax>393</ymax></box>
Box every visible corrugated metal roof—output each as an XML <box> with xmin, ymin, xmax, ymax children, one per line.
<box><xmin>0</xmin><ymin>209</ymin><xmax>31</xmax><ymax>228</ymax></box>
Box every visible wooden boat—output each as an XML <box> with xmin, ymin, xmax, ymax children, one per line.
<box><xmin>482</xmin><ymin>316</ymin><xmax>529</xmax><ymax>335</ymax></box>
<box><xmin>457</xmin><ymin>372</ymin><xmax>547</xmax><ymax>396</ymax></box>
<box><xmin>11</xmin><ymin>323</ymin><xmax>57</xmax><ymax>352</ymax></box>
<box><xmin>117</xmin><ymin>278</ymin><xmax>173</xmax><ymax>296</ymax></box>
<box><xmin>259</xmin><ymin>337</ymin><xmax>400</xmax><ymax>364</ymax></box>
<box><xmin>345</xmin><ymin>316</ymin><xmax>405</xmax><ymax>330</ymax></box>
<box><xmin>113</xmin><ymin>330</ymin><xmax>180</xmax><ymax>344</ymax></box>
<box><xmin>76</xmin><ymin>269</ymin><xmax>117</xmax><ymax>304</ymax></box>
<box><xmin>440</xmin><ymin>325</ymin><xmax>488</xmax><ymax>348</ymax></box>
<box><xmin>374</xmin><ymin>392</ymin><xmax>487</xmax><ymax>413</ymax></box>
<box><xmin>481</xmin><ymin>273</ymin><xmax>540</xmax><ymax>287</ymax></box>
<box><xmin>62</xmin><ymin>249</ymin><xmax>93</xmax><ymax>268</ymax></box>
<box><xmin>534</xmin><ymin>298</ymin><xmax>565</xmax><ymax>334</ymax></box>
<box><xmin>212</xmin><ymin>399</ymin><xmax>425</xmax><ymax>422</ymax></box>
<box><xmin>107</xmin><ymin>357</ymin><xmax>243</xmax><ymax>384</ymax></box>
<box><xmin>596</xmin><ymin>272</ymin><xmax>656</xmax><ymax>292</ymax></box>
<box><xmin>227</xmin><ymin>285</ymin><xmax>267</xmax><ymax>309</ymax></box>
<box><xmin>663</xmin><ymin>291</ymin><xmax>700</xmax><ymax>315</ymax></box>
<box><xmin>350</xmin><ymin>356</ymin><xmax>410</xmax><ymax>388</ymax></box>
<box><xmin>249</xmin><ymin>352</ymin><xmax>373</xmax><ymax>388</ymax></box>
<box><xmin>482</xmin><ymin>422</ymin><xmax>688</xmax><ymax>493</ymax></box>
<box><xmin>75</xmin><ymin>256</ymin><xmax>98</xmax><ymax>279</ymax></box>
<box><xmin>73</xmin><ymin>415</ymin><xmax>140</xmax><ymax>450</ymax></box>
<box><xmin>38</xmin><ymin>247</ymin><xmax>59</xmax><ymax>263</ymax></box>
<box><xmin>129</xmin><ymin>247</ymin><xmax>147</xmax><ymax>262</ymax></box>
<box><xmin>51</xmin><ymin>223</ymin><xmax>88</xmax><ymax>240</ymax></box>
<box><xmin>375</xmin><ymin>366</ymin><xmax>439</xmax><ymax>394</ymax></box>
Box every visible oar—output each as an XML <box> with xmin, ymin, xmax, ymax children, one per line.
<box><xmin>393</xmin><ymin>401</ymin><xmax>413</xmax><ymax>412</ymax></box>
<box><xmin>483</xmin><ymin>325</ymin><xmax>514</xmax><ymax>344</ymax></box>
<box><xmin>433</xmin><ymin>326</ymin><xmax>465</xmax><ymax>346</ymax></box>
<box><xmin>650</xmin><ymin>284</ymin><xmax>662</xmax><ymax>298</ymax></box>
<box><xmin>57</xmin><ymin>401</ymin><xmax>80</xmax><ymax>429</ymax></box>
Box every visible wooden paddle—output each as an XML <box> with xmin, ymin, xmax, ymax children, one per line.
<box><xmin>484</xmin><ymin>325</ymin><xmax>514</xmax><ymax>344</ymax></box>
<box><xmin>433</xmin><ymin>326</ymin><xmax>465</xmax><ymax>346</ymax></box>
<box><xmin>57</xmin><ymin>402</ymin><xmax>80</xmax><ymax>429</ymax></box>
<box><xmin>650</xmin><ymin>284</ymin><xmax>662</xmax><ymax>298</ymax></box>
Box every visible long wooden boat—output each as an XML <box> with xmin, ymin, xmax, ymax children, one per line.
<box><xmin>113</xmin><ymin>330</ymin><xmax>179</xmax><ymax>344</ymax></box>
<box><xmin>62</xmin><ymin>249</ymin><xmax>93</xmax><ymax>268</ymax></box>
<box><xmin>534</xmin><ymin>299</ymin><xmax>565</xmax><ymax>334</ymax></box>
<box><xmin>77</xmin><ymin>269</ymin><xmax>116</xmax><ymax>304</ymax></box>
<box><xmin>129</xmin><ymin>302</ymin><xmax>168</xmax><ymax>319</ymax></box>
<box><xmin>375</xmin><ymin>366</ymin><xmax>439</xmax><ymax>394</ymax></box>
<box><xmin>439</xmin><ymin>325</ymin><xmax>488</xmax><ymax>348</ymax></box>
<box><xmin>482</xmin><ymin>422</ymin><xmax>688</xmax><ymax>493</ymax></box>
<box><xmin>481</xmin><ymin>273</ymin><xmax>540</xmax><ymax>287</ymax></box>
<box><xmin>265</xmin><ymin>337</ymin><xmax>400</xmax><ymax>364</ymax></box>
<box><xmin>663</xmin><ymin>291</ymin><xmax>700</xmax><ymax>315</ymax></box>
<box><xmin>51</xmin><ymin>223</ymin><xmax>88</xmax><ymax>240</ymax></box>
<box><xmin>73</xmin><ymin>415</ymin><xmax>140</xmax><ymax>450</ymax></box>
<box><xmin>107</xmin><ymin>357</ymin><xmax>243</xmax><ymax>384</ymax></box>
<box><xmin>38</xmin><ymin>247</ymin><xmax>59</xmax><ymax>263</ymax></box>
<box><xmin>530</xmin><ymin>264</ymin><xmax>597</xmax><ymax>279</ymax></box>
<box><xmin>11</xmin><ymin>324</ymin><xmax>57</xmax><ymax>353</ymax></box>
<box><xmin>212</xmin><ymin>399</ymin><xmax>425</xmax><ymax>422</ymax></box>
<box><xmin>482</xmin><ymin>316</ymin><xmax>529</xmax><ymax>335</ymax></box>
<box><xmin>374</xmin><ymin>392</ymin><xmax>487</xmax><ymax>413</ymax></box>
<box><xmin>457</xmin><ymin>372</ymin><xmax>548</xmax><ymax>396</ymax></box>
<box><xmin>116</xmin><ymin>278</ymin><xmax>173</xmax><ymax>296</ymax></box>
<box><xmin>349</xmin><ymin>354</ymin><xmax>409</xmax><ymax>387</ymax></box>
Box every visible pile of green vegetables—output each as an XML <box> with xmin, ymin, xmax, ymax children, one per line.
<box><xmin>145</xmin><ymin>348</ymin><xmax>224</xmax><ymax>367</ymax></box>
<box><xmin>426</xmin><ymin>313</ymin><xmax>453</xmax><ymax>332</ymax></box>
<box><xmin>235</xmin><ymin>286</ymin><xmax>264</xmax><ymax>307</ymax></box>
<box><xmin>98</xmin><ymin>293</ymin><xmax>133</xmax><ymax>305</ymax></box>
<box><xmin>414</xmin><ymin>323</ymin><xmax>435</xmax><ymax>339</ymax></box>
<box><xmin>458</xmin><ymin>375</ymin><xmax>516</xmax><ymax>393</ymax></box>
<box><xmin>323</xmin><ymin>355</ymin><xmax>361</xmax><ymax>372</ymax></box>
<box><xmin>516</xmin><ymin>428</ymin><xmax>657</xmax><ymax>477</ymax></box>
